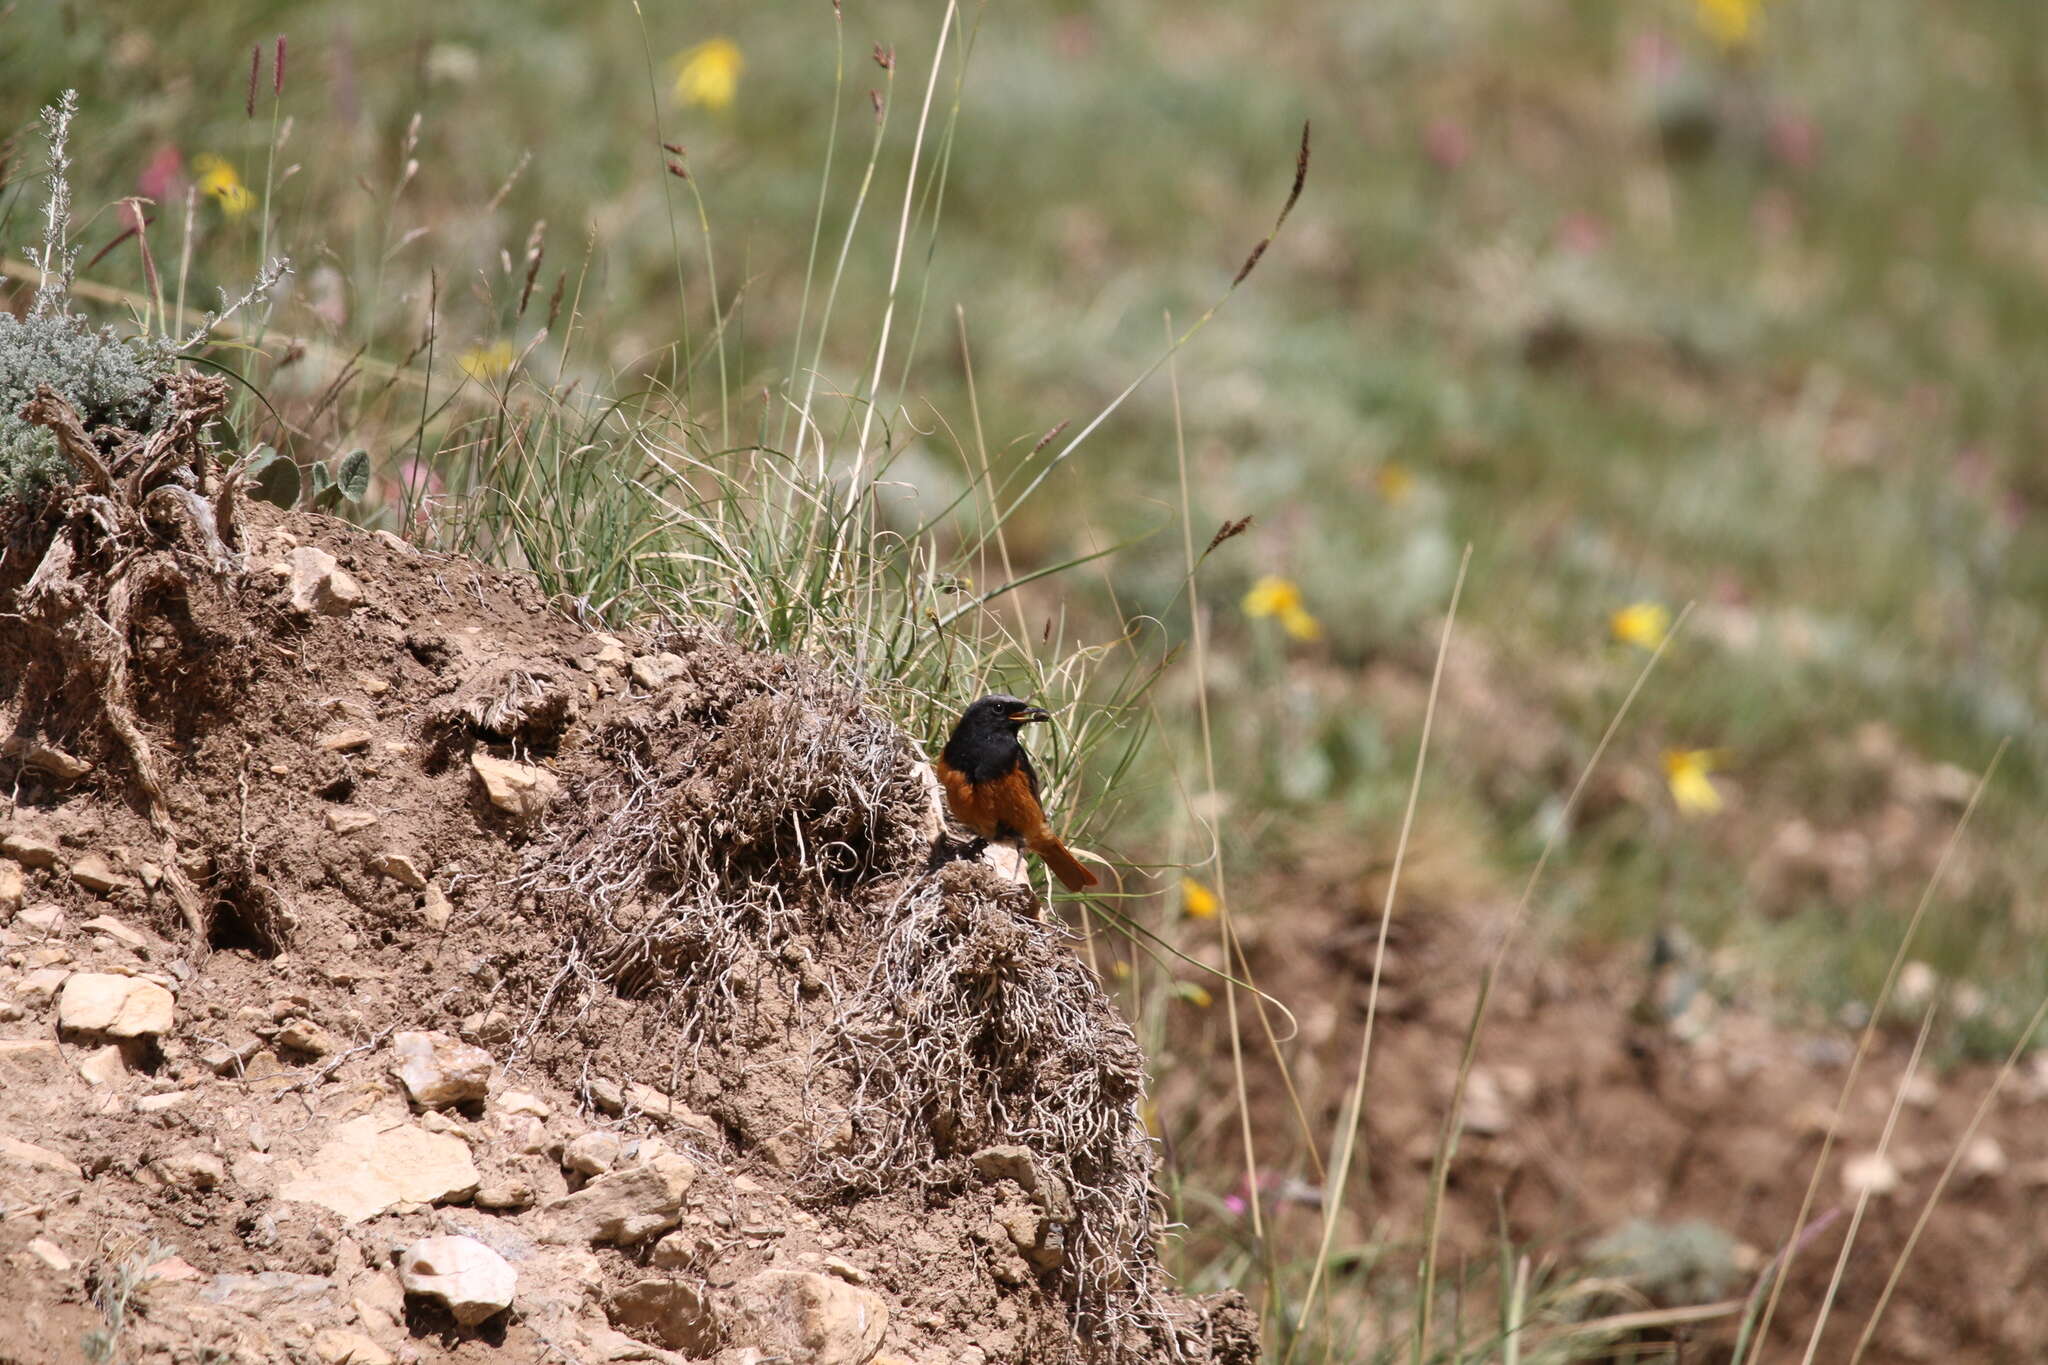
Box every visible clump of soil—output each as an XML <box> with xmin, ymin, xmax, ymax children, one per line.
<box><xmin>0</xmin><ymin>389</ymin><xmax>1247</xmax><ymax>1363</ymax></box>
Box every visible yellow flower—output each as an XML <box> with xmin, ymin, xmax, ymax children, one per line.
<box><xmin>1180</xmin><ymin>878</ymin><xmax>1219</xmax><ymax>920</ymax></box>
<box><xmin>1176</xmin><ymin>982</ymin><xmax>1214</xmax><ymax>1009</ymax></box>
<box><xmin>1610</xmin><ymin>601</ymin><xmax>1672</xmax><ymax>651</ymax></box>
<box><xmin>1663</xmin><ymin>749</ymin><xmax>1726</xmax><ymax>817</ymax></box>
<box><xmin>1375</xmin><ymin>462</ymin><xmax>1414</xmax><ymax>505</ymax></box>
<box><xmin>459</xmin><ymin>341</ymin><xmax>516</xmax><ymax>383</ymax></box>
<box><xmin>1695</xmin><ymin>0</ymin><xmax>1761</xmax><ymax>47</ymax></box>
<box><xmin>1242</xmin><ymin>575</ymin><xmax>1323</xmax><ymax>642</ymax></box>
<box><xmin>672</xmin><ymin>38</ymin><xmax>744</xmax><ymax>111</ymax></box>
<box><xmin>192</xmin><ymin>154</ymin><xmax>255</xmax><ymax>219</ymax></box>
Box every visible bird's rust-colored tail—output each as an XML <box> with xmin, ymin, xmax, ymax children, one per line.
<box><xmin>1031</xmin><ymin>835</ymin><xmax>1098</xmax><ymax>892</ymax></box>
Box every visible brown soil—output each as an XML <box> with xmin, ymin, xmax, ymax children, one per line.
<box><xmin>1149</xmin><ymin>642</ymin><xmax>2048</xmax><ymax>1362</ymax></box>
<box><xmin>0</xmin><ymin>495</ymin><xmax>1249</xmax><ymax>1365</ymax></box>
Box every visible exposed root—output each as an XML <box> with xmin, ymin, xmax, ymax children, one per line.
<box><xmin>15</xmin><ymin>375</ymin><xmax>242</xmax><ymax>948</ymax></box>
<box><xmin>819</xmin><ymin>862</ymin><xmax>1167</xmax><ymax>1353</ymax></box>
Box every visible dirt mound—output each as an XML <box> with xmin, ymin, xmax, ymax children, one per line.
<box><xmin>0</xmin><ymin>416</ymin><xmax>1247</xmax><ymax>1363</ymax></box>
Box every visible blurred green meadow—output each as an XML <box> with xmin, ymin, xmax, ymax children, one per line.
<box><xmin>10</xmin><ymin>0</ymin><xmax>2048</xmax><ymax>1353</ymax></box>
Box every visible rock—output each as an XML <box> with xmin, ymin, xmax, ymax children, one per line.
<box><xmin>279</xmin><ymin>1019</ymin><xmax>341</xmax><ymax>1057</ymax></box>
<box><xmin>325</xmin><ymin>808</ymin><xmax>380</xmax><ymax>835</ymax></box>
<box><xmin>2</xmin><ymin>739</ymin><xmax>92</xmax><ymax>782</ymax></box>
<box><xmin>421</xmin><ymin>884</ymin><xmax>454</xmax><ymax>929</ymax></box>
<box><xmin>201</xmin><ymin>1035</ymin><xmax>264</xmax><ymax>1075</ymax></box>
<box><xmin>475</xmin><ymin>1180</ymin><xmax>537</xmax><ymax>1212</ymax></box>
<box><xmin>57</xmin><ymin>973</ymin><xmax>175</xmax><ymax>1037</ymax></box>
<box><xmin>80</xmin><ymin>914</ymin><xmax>147</xmax><ymax>949</ymax></box>
<box><xmin>538</xmin><ymin>1155</ymin><xmax>697</xmax><ymax>1245</ymax></box>
<box><xmin>496</xmin><ymin>1089</ymin><xmax>551</xmax><ymax>1119</ymax></box>
<box><xmin>651</xmin><ymin>1227</ymin><xmax>718</xmax><ymax>1270</ymax></box>
<box><xmin>590</xmin><ymin>1077</ymin><xmax>626</xmax><ymax>1115</ymax></box>
<box><xmin>392</xmin><ymin>1030</ymin><xmax>494</xmax><ymax>1108</ymax></box>
<box><xmin>630</xmin><ymin>653</ymin><xmax>688</xmax><ymax>690</ymax></box>
<box><xmin>398</xmin><ymin>1235</ymin><xmax>516</xmax><ymax>1327</ymax></box>
<box><xmin>821</xmin><ymin>1257</ymin><xmax>867</xmax><ymax>1285</ymax></box>
<box><xmin>970</xmin><ymin>1145</ymin><xmax>1039</xmax><ymax>1193</ymax></box>
<box><xmin>470</xmin><ymin>752</ymin><xmax>560</xmax><ymax>820</ymax></box>
<box><xmin>370</xmin><ymin>852</ymin><xmax>428</xmax><ymax>890</ymax></box>
<box><xmin>26</xmin><ymin>1238</ymin><xmax>72</xmax><ymax>1272</ymax></box>
<box><xmin>1842</xmin><ymin>1152</ymin><xmax>1901</xmax><ymax>1198</ymax></box>
<box><xmin>565</xmin><ymin>1131</ymin><xmax>624</xmax><ymax>1176</ymax></box>
<box><xmin>159</xmin><ymin>1149</ymin><xmax>227</xmax><ymax>1190</ymax></box>
<box><xmin>18</xmin><ymin>904</ymin><xmax>64</xmax><ymax>935</ymax></box>
<box><xmin>625</xmin><ymin>1083</ymin><xmax>719</xmax><ymax>1137</ymax></box>
<box><xmin>727</xmin><ymin>1269</ymin><xmax>887</xmax><ymax>1365</ymax></box>
<box><xmin>0</xmin><ymin>861</ymin><xmax>22</xmax><ymax>915</ymax></box>
<box><xmin>0</xmin><ymin>1133</ymin><xmax>82</xmax><ymax>1179</ymax></box>
<box><xmin>278</xmin><ymin>1115</ymin><xmax>480</xmax><ymax>1223</ymax></box>
<box><xmin>994</xmin><ymin>1205</ymin><xmax>1063</xmax><ymax>1272</ymax></box>
<box><xmin>134</xmin><ymin>1090</ymin><xmax>195</xmax><ymax>1114</ymax></box>
<box><xmin>279</xmin><ymin>546</ymin><xmax>366</xmax><ymax>615</ymax></box>
<box><xmin>462</xmin><ymin>1009</ymin><xmax>515</xmax><ymax>1046</ymax></box>
<box><xmin>419</xmin><ymin>1110</ymin><xmax>468</xmax><ymax>1137</ymax></box>
<box><xmin>69</xmin><ymin>854</ymin><xmax>135</xmax><ymax>895</ymax></box>
<box><xmin>1461</xmin><ymin>1067</ymin><xmax>1513</xmax><ymax>1136</ymax></box>
<box><xmin>1962</xmin><ymin>1136</ymin><xmax>2008</xmax><ymax>1180</ymax></box>
<box><xmin>0</xmin><ymin>832</ymin><xmax>61</xmax><ymax>868</ymax></box>
<box><xmin>76</xmin><ymin>1044</ymin><xmax>127</xmax><ymax>1087</ymax></box>
<box><xmin>495</xmin><ymin>1114</ymin><xmax>548</xmax><ymax>1156</ymax></box>
<box><xmin>17</xmin><ymin>966</ymin><xmax>69</xmax><ymax>1003</ymax></box>
<box><xmin>608</xmin><ymin>1278</ymin><xmax>721</xmax><ymax>1354</ymax></box>
<box><xmin>201</xmin><ymin>1271</ymin><xmax>341</xmax><ymax>1314</ymax></box>
<box><xmin>310</xmin><ymin>1328</ymin><xmax>395</xmax><ymax>1364</ymax></box>
<box><xmin>0</xmin><ymin>1039</ymin><xmax>67</xmax><ymax>1089</ymax></box>
<box><xmin>318</xmin><ymin>729</ymin><xmax>375</xmax><ymax>753</ymax></box>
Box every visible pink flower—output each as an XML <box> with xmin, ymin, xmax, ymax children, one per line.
<box><xmin>1769</xmin><ymin>112</ymin><xmax>1820</xmax><ymax>172</ymax></box>
<box><xmin>1558</xmin><ymin>212</ymin><xmax>1609</xmax><ymax>254</ymax></box>
<box><xmin>137</xmin><ymin>144</ymin><xmax>183</xmax><ymax>202</ymax></box>
<box><xmin>1423</xmin><ymin>118</ymin><xmax>1470</xmax><ymax>171</ymax></box>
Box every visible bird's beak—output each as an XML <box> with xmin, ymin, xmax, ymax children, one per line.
<box><xmin>1010</xmin><ymin>707</ymin><xmax>1052</xmax><ymax>724</ymax></box>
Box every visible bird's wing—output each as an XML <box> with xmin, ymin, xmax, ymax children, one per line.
<box><xmin>1018</xmin><ymin>747</ymin><xmax>1042</xmax><ymax>803</ymax></box>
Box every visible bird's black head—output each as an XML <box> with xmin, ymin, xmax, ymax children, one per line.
<box><xmin>942</xmin><ymin>693</ymin><xmax>1051</xmax><ymax>777</ymax></box>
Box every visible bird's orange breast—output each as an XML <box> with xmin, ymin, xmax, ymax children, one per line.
<box><xmin>934</xmin><ymin>759</ymin><xmax>1048</xmax><ymax>843</ymax></box>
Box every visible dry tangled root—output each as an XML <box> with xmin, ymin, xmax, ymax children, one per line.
<box><xmin>521</xmin><ymin>657</ymin><xmax>1178</xmax><ymax>1356</ymax></box>
<box><xmin>11</xmin><ymin>377</ymin><xmax>249</xmax><ymax>945</ymax></box>
<box><xmin>819</xmin><ymin>861</ymin><xmax>1166</xmax><ymax>1349</ymax></box>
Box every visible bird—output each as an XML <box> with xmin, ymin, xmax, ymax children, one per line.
<box><xmin>934</xmin><ymin>694</ymin><xmax>1098</xmax><ymax>892</ymax></box>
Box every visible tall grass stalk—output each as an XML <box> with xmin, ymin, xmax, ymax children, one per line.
<box><xmin>1412</xmin><ymin>602</ymin><xmax>1695</xmax><ymax>1362</ymax></box>
<box><xmin>1287</xmin><ymin>544</ymin><xmax>1470</xmax><ymax>1365</ymax></box>
<box><xmin>1739</xmin><ymin>740</ymin><xmax>2007</xmax><ymax>1364</ymax></box>
<box><xmin>1799</xmin><ymin>1000</ymin><xmax>1937</xmax><ymax>1364</ymax></box>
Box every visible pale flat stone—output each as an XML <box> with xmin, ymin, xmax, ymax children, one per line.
<box><xmin>310</xmin><ymin>1329</ymin><xmax>394</xmax><ymax>1365</ymax></box>
<box><xmin>0</xmin><ymin>832</ymin><xmax>61</xmax><ymax>868</ymax></box>
<box><xmin>537</xmin><ymin>1155</ymin><xmax>697</xmax><ymax>1245</ymax></box>
<box><xmin>727</xmin><ymin>1269</ymin><xmax>888</xmax><ymax>1365</ymax></box>
<box><xmin>57</xmin><ymin>973</ymin><xmax>174</xmax><ymax>1037</ymax></box>
<box><xmin>0</xmin><ymin>861</ymin><xmax>22</xmax><ymax>914</ymax></box>
<box><xmin>278</xmin><ymin>1115</ymin><xmax>480</xmax><ymax>1223</ymax></box>
<box><xmin>76</xmin><ymin>1044</ymin><xmax>127</xmax><ymax>1087</ymax></box>
<box><xmin>80</xmin><ymin>915</ymin><xmax>147</xmax><ymax>949</ymax></box>
<box><xmin>325</xmin><ymin>808</ymin><xmax>379</xmax><ymax>835</ymax></box>
<box><xmin>279</xmin><ymin>546</ymin><xmax>365</xmax><ymax>615</ymax></box>
<box><xmin>564</xmin><ymin>1130</ymin><xmax>623</xmax><ymax>1176</ymax></box>
<box><xmin>69</xmin><ymin>855</ymin><xmax>134</xmax><ymax>894</ymax></box>
<box><xmin>0</xmin><ymin>1134</ymin><xmax>82</xmax><ymax>1179</ymax></box>
<box><xmin>370</xmin><ymin>852</ymin><xmax>428</xmax><ymax>890</ymax></box>
<box><xmin>26</xmin><ymin>1238</ymin><xmax>72</xmax><ymax>1272</ymax></box>
<box><xmin>398</xmin><ymin>1235</ymin><xmax>515</xmax><ymax>1326</ymax></box>
<box><xmin>495</xmin><ymin>1089</ymin><xmax>551</xmax><ymax>1119</ymax></box>
<box><xmin>421</xmin><ymin>885</ymin><xmax>453</xmax><ymax>930</ymax></box>
<box><xmin>607</xmin><ymin>1278</ymin><xmax>719</xmax><ymax>1354</ymax></box>
<box><xmin>391</xmin><ymin>1030</ymin><xmax>494</xmax><ymax>1108</ymax></box>
<box><xmin>470</xmin><ymin>752</ymin><xmax>559</xmax><ymax>820</ymax></box>
<box><xmin>318</xmin><ymin>729</ymin><xmax>374</xmax><ymax>753</ymax></box>
<box><xmin>17</xmin><ymin>966</ymin><xmax>70</xmax><ymax>1002</ymax></box>
<box><xmin>0</xmin><ymin>1039</ymin><xmax>67</xmax><ymax>1088</ymax></box>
